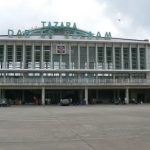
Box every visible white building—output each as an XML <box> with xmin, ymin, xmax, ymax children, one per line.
<box><xmin>0</xmin><ymin>22</ymin><xmax>150</xmax><ymax>105</ymax></box>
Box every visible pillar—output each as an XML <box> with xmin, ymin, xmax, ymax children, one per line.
<box><xmin>60</xmin><ymin>54</ymin><xmax>62</xmax><ymax>69</ymax></box>
<box><xmin>78</xmin><ymin>44</ymin><xmax>80</xmax><ymax>69</ymax></box>
<box><xmin>3</xmin><ymin>43</ymin><xmax>6</xmax><ymax>69</ymax></box>
<box><xmin>13</xmin><ymin>42</ymin><xmax>16</xmax><ymax>69</ymax></box>
<box><xmin>125</xmin><ymin>88</ymin><xmax>129</xmax><ymax>104</ymax></box>
<box><xmin>84</xmin><ymin>88</ymin><xmax>88</xmax><ymax>105</ymax></box>
<box><xmin>22</xmin><ymin>42</ymin><xmax>25</xmax><ymax>69</ymax></box>
<box><xmin>41</xmin><ymin>42</ymin><xmax>44</xmax><ymax>69</ymax></box>
<box><xmin>121</xmin><ymin>44</ymin><xmax>124</xmax><ymax>69</ymax></box>
<box><xmin>145</xmin><ymin>44</ymin><xmax>148</xmax><ymax>69</ymax></box>
<box><xmin>129</xmin><ymin>44</ymin><xmax>132</xmax><ymax>70</ymax></box>
<box><xmin>69</xmin><ymin>43</ymin><xmax>71</xmax><ymax>69</ymax></box>
<box><xmin>104</xmin><ymin>43</ymin><xmax>107</xmax><ymax>69</ymax></box>
<box><xmin>137</xmin><ymin>44</ymin><xmax>140</xmax><ymax>70</ymax></box>
<box><xmin>87</xmin><ymin>44</ymin><xmax>89</xmax><ymax>69</ymax></box>
<box><xmin>32</xmin><ymin>43</ymin><xmax>35</xmax><ymax>69</ymax></box>
<box><xmin>112</xmin><ymin>44</ymin><xmax>115</xmax><ymax>69</ymax></box>
<box><xmin>95</xmin><ymin>43</ymin><xmax>98</xmax><ymax>69</ymax></box>
<box><xmin>51</xmin><ymin>43</ymin><xmax>53</xmax><ymax>69</ymax></box>
<box><xmin>42</xmin><ymin>87</ymin><xmax>45</xmax><ymax>105</ymax></box>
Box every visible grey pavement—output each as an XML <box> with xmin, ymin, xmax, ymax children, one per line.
<box><xmin>0</xmin><ymin>105</ymin><xmax>150</xmax><ymax>150</ymax></box>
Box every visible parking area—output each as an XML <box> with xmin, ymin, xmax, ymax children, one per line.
<box><xmin>0</xmin><ymin>105</ymin><xmax>150</xmax><ymax>150</ymax></box>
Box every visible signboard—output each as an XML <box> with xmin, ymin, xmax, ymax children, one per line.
<box><xmin>7</xmin><ymin>21</ymin><xmax>112</xmax><ymax>40</ymax></box>
<box><xmin>56</xmin><ymin>45</ymin><xmax>66</xmax><ymax>54</ymax></box>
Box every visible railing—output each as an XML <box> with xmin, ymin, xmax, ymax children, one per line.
<box><xmin>0</xmin><ymin>77</ymin><xmax>149</xmax><ymax>86</ymax></box>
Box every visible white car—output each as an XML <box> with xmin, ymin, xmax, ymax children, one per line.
<box><xmin>0</xmin><ymin>98</ymin><xmax>10</xmax><ymax>107</ymax></box>
<box><xmin>60</xmin><ymin>99</ymin><xmax>72</xmax><ymax>106</ymax></box>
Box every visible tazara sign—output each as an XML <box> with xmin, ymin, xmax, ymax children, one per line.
<box><xmin>8</xmin><ymin>21</ymin><xmax>112</xmax><ymax>40</ymax></box>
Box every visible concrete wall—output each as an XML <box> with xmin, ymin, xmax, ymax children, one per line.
<box><xmin>146</xmin><ymin>45</ymin><xmax>150</xmax><ymax>69</ymax></box>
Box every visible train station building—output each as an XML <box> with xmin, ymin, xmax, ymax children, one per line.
<box><xmin>0</xmin><ymin>21</ymin><xmax>150</xmax><ymax>105</ymax></box>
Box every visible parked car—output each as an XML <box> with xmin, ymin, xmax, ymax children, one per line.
<box><xmin>0</xmin><ymin>98</ymin><xmax>10</xmax><ymax>107</ymax></box>
<box><xmin>60</xmin><ymin>99</ymin><xmax>72</xmax><ymax>106</ymax></box>
<box><xmin>131</xmin><ymin>98</ymin><xmax>138</xmax><ymax>104</ymax></box>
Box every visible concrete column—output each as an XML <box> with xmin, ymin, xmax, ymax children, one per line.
<box><xmin>129</xmin><ymin>44</ymin><xmax>132</xmax><ymax>70</ymax></box>
<box><xmin>95</xmin><ymin>43</ymin><xmax>98</xmax><ymax>69</ymax></box>
<box><xmin>3</xmin><ymin>42</ymin><xmax>7</xmax><ymax>69</ymax></box>
<box><xmin>84</xmin><ymin>88</ymin><xmax>88</xmax><ymax>105</ymax></box>
<box><xmin>145</xmin><ymin>44</ymin><xmax>148</xmax><ymax>69</ymax></box>
<box><xmin>87</xmin><ymin>44</ymin><xmax>89</xmax><ymax>69</ymax></box>
<box><xmin>137</xmin><ymin>44</ymin><xmax>140</xmax><ymax>70</ymax></box>
<box><xmin>125</xmin><ymin>88</ymin><xmax>129</xmax><ymax>104</ymax></box>
<box><xmin>42</xmin><ymin>87</ymin><xmax>45</xmax><ymax>105</ymax></box>
<box><xmin>22</xmin><ymin>42</ymin><xmax>25</xmax><ymax>69</ymax></box>
<box><xmin>104</xmin><ymin>43</ymin><xmax>107</xmax><ymax>69</ymax></box>
<box><xmin>121</xmin><ymin>44</ymin><xmax>124</xmax><ymax>69</ymax></box>
<box><xmin>32</xmin><ymin>43</ymin><xmax>35</xmax><ymax>69</ymax></box>
<box><xmin>13</xmin><ymin>42</ymin><xmax>16</xmax><ymax>69</ymax></box>
<box><xmin>112</xmin><ymin>44</ymin><xmax>115</xmax><ymax>69</ymax></box>
<box><xmin>78</xmin><ymin>44</ymin><xmax>80</xmax><ymax>69</ymax></box>
<box><xmin>69</xmin><ymin>43</ymin><xmax>71</xmax><ymax>69</ymax></box>
<box><xmin>51</xmin><ymin>43</ymin><xmax>53</xmax><ymax>69</ymax></box>
<box><xmin>41</xmin><ymin>42</ymin><xmax>44</xmax><ymax>69</ymax></box>
<box><xmin>60</xmin><ymin>55</ymin><xmax>62</xmax><ymax>69</ymax></box>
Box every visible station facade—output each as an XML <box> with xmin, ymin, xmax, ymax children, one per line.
<box><xmin>0</xmin><ymin>22</ymin><xmax>150</xmax><ymax>105</ymax></box>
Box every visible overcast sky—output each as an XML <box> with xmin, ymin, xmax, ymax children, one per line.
<box><xmin>0</xmin><ymin>0</ymin><xmax>149</xmax><ymax>40</ymax></box>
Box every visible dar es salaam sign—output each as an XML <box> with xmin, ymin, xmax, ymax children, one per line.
<box><xmin>8</xmin><ymin>21</ymin><xmax>112</xmax><ymax>40</ymax></box>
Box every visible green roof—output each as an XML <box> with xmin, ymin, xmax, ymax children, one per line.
<box><xmin>26</xmin><ymin>26</ymin><xmax>94</xmax><ymax>37</ymax></box>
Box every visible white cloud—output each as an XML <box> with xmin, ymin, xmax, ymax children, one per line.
<box><xmin>0</xmin><ymin>0</ymin><xmax>149</xmax><ymax>39</ymax></box>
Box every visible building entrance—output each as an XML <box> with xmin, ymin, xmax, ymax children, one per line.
<box><xmin>5</xmin><ymin>90</ymin><xmax>41</xmax><ymax>105</ymax></box>
<box><xmin>45</xmin><ymin>89</ymin><xmax>84</xmax><ymax>105</ymax></box>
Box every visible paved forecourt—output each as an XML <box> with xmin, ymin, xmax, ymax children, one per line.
<box><xmin>0</xmin><ymin>105</ymin><xmax>150</xmax><ymax>150</ymax></box>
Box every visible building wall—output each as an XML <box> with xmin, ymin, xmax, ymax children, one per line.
<box><xmin>0</xmin><ymin>41</ymin><xmax>147</xmax><ymax>71</ymax></box>
<box><xmin>146</xmin><ymin>45</ymin><xmax>150</xmax><ymax>69</ymax></box>
<box><xmin>0</xmin><ymin>40</ymin><xmax>149</xmax><ymax>88</ymax></box>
